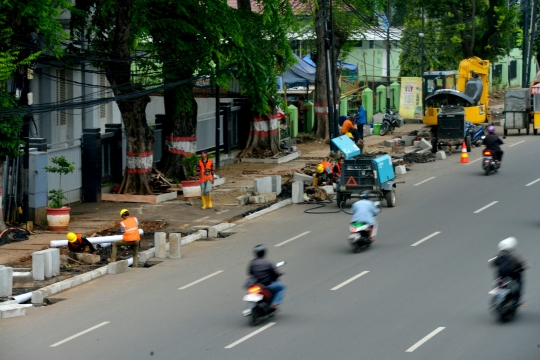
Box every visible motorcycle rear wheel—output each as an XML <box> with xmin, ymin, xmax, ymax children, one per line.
<box><xmin>250</xmin><ymin>306</ymin><xmax>261</xmax><ymax>326</ymax></box>
<box><xmin>379</xmin><ymin>123</ymin><xmax>390</xmax><ymax>136</ymax></box>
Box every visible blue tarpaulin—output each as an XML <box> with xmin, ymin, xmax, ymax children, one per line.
<box><xmin>302</xmin><ymin>54</ymin><xmax>357</xmax><ymax>74</ymax></box>
<box><xmin>278</xmin><ymin>54</ymin><xmax>315</xmax><ymax>89</ymax></box>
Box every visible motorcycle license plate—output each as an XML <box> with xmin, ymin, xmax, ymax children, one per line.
<box><xmin>484</xmin><ymin>156</ymin><xmax>492</xmax><ymax>160</ymax></box>
<box><xmin>242</xmin><ymin>308</ymin><xmax>252</xmax><ymax>317</ymax></box>
<box><xmin>243</xmin><ymin>294</ymin><xmax>263</xmax><ymax>302</ymax></box>
<box><xmin>349</xmin><ymin>233</ymin><xmax>361</xmax><ymax>240</ymax></box>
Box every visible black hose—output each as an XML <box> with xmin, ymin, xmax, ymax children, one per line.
<box><xmin>300</xmin><ymin>199</ymin><xmax>354</xmax><ymax>215</ymax></box>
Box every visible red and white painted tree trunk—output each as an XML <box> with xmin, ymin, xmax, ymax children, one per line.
<box><xmin>239</xmin><ymin>109</ymin><xmax>281</xmax><ymax>157</ymax></box>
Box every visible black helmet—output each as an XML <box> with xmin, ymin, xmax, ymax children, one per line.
<box><xmin>359</xmin><ymin>191</ymin><xmax>370</xmax><ymax>200</ymax></box>
<box><xmin>253</xmin><ymin>244</ymin><xmax>266</xmax><ymax>258</ymax></box>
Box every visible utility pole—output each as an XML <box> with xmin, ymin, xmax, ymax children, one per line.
<box><xmin>386</xmin><ymin>0</ymin><xmax>391</xmax><ymax>108</ymax></box>
<box><xmin>328</xmin><ymin>0</ymin><xmax>340</xmax><ymax>141</ymax></box>
<box><xmin>420</xmin><ymin>7</ymin><xmax>424</xmax><ymax>78</ymax></box>
<box><xmin>526</xmin><ymin>0</ymin><xmax>539</xmax><ymax>86</ymax></box>
<box><xmin>322</xmin><ymin>0</ymin><xmax>336</xmax><ymax>146</ymax></box>
<box><xmin>522</xmin><ymin>0</ymin><xmax>530</xmax><ymax>87</ymax></box>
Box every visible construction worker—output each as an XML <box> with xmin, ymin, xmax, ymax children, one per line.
<box><xmin>66</xmin><ymin>232</ymin><xmax>96</xmax><ymax>259</ymax></box>
<box><xmin>313</xmin><ymin>160</ymin><xmax>333</xmax><ymax>186</ymax></box>
<box><xmin>354</xmin><ymin>100</ymin><xmax>367</xmax><ymax>139</ymax></box>
<box><xmin>332</xmin><ymin>157</ymin><xmax>345</xmax><ymax>184</ymax></box>
<box><xmin>341</xmin><ymin>116</ymin><xmax>361</xmax><ymax>143</ymax></box>
<box><xmin>198</xmin><ymin>150</ymin><xmax>214</xmax><ymax>209</ymax></box>
<box><xmin>110</xmin><ymin>209</ymin><xmax>140</xmax><ymax>267</ymax></box>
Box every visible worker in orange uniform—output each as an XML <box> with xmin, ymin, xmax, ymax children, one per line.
<box><xmin>313</xmin><ymin>160</ymin><xmax>333</xmax><ymax>186</ymax></box>
<box><xmin>341</xmin><ymin>116</ymin><xmax>361</xmax><ymax>144</ymax></box>
<box><xmin>332</xmin><ymin>157</ymin><xmax>345</xmax><ymax>184</ymax></box>
<box><xmin>109</xmin><ymin>209</ymin><xmax>141</xmax><ymax>267</ymax></box>
<box><xmin>198</xmin><ymin>150</ymin><xmax>214</xmax><ymax>209</ymax></box>
<box><xmin>66</xmin><ymin>232</ymin><xmax>97</xmax><ymax>259</ymax></box>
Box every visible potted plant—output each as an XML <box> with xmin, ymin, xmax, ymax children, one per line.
<box><xmin>44</xmin><ymin>156</ymin><xmax>76</xmax><ymax>231</ymax></box>
<box><xmin>180</xmin><ymin>154</ymin><xmax>200</xmax><ymax>199</ymax></box>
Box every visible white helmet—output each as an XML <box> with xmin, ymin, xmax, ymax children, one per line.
<box><xmin>498</xmin><ymin>237</ymin><xmax>517</xmax><ymax>252</ymax></box>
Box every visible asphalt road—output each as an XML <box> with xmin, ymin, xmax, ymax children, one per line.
<box><xmin>2</xmin><ymin>134</ymin><xmax>540</xmax><ymax>360</ymax></box>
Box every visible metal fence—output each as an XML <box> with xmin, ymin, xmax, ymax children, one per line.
<box><xmin>47</xmin><ymin>139</ymin><xmax>82</xmax><ymax>204</ymax></box>
<box><xmin>195</xmin><ymin>105</ymin><xmax>241</xmax><ymax>152</ymax></box>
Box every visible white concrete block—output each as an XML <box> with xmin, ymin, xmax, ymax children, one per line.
<box><xmin>49</xmin><ymin>282</ymin><xmax>62</xmax><ymax>296</ymax></box>
<box><xmin>198</xmin><ymin>230</ymin><xmax>208</xmax><ymax>239</ymax></box>
<box><xmin>249</xmin><ymin>195</ymin><xmax>268</xmax><ymax>204</ymax></box>
<box><xmin>419</xmin><ymin>138</ymin><xmax>431</xmax><ymax>149</ymax></box>
<box><xmin>395</xmin><ymin>165</ymin><xmax>407</xmax><ymax>175</ymax></box>
<box><xmin>96</xmin><ymin>266</ymin><xmax>108</xmax><ymax>276</ymax></box>
<box><xmin>0</xmin><ymin>267</ymin><xmax>13</xmax><ymax>297</ymax></box>
<box><xmin>253</xmin><ymin>177</ymin><xmax>272</xmax><ymax>193</ymax></box>
<box><xmin>292</xmin><ymin>181</ymin><xmax>304</xmax><ymax>204</ymax></box>
<box><xmin>43</xmin><ymin>250</ymin><xmax>52</xmax><ymax>279</ymax></box>
<box><xmin>293</xmin><ymin>173</ymin><xmax>313</xmax><ymax>186</ymax></box>
<box><xmin>32</xmin><ymin>288</ymin><xmax>50</xmax><ymax>304</ymax></box>
<box><xmin>49</xmin><ymin>248</ymin><xmax>60</xmax><ymax>277</ymax></box>
<box><xmin>80</xmin><ymin>273</ymin><xmax>93</xmax><ymax>283</ymax></box>
<box><xmin>169</xmin><ymin>233</ymin><xmax>181</xmax><ymax>259</ymax></box>
<box><xmin>70</xmin><ymin>277</ymin><xmax>83</xmax><ymax>287</ymax></box>
<box><xmin>90</xmin><ymin>270</ymin><xmax>102</xmax><ymax>279</ymax></box>
<box><xmin>320</xmin><ymin>185</ymin><xmax>334</xmax><ymax>195</ymax></box>
<box><xmin>271</xmin><ymin>176</ymin><xmax>282</xmax><ymax>195</ymax></box>
<box><xmin>436</xmin><ymin>150</ymin><xmax>446</xmax><ymax>160</ymax></box>
<box><xmin>107</xmin><ymin>260</ymin><xmax>129</xmax><ymax>275</ymax></box>
<box><xmin>402</xmin><ymin>136</ymin><xmax>416</xmax><ymax>146</ymax></box>
<box><xmin>237</xmin><ymin>195</ymin><xmax>250</xmax><ymax>205</ymax></box>
<box><xmin>257</xmin><ymin>192</ymin><xmax>277</xmax><ymax>201</ymax></box>
<box><xmin>413</xmin><ymin>140</ymin><xmax>421</xmax><ymax>148</ymax></box>
<box><xmin>417</xmin><ymin>148</ymin><xmax>432</xmax><ymax>154</ymax></box>
<box><xmin>60</xmin><ymin>279</ymin><xmax>72</xmax><ymax>291</ymax></box>
<box><xmin>384</xmin><ymin>139</ymin><xmax>401</xmax><ymax>147</ymax></box>
<box><xmin>138</xmin><ymin>249</ymin><xmax>155</xmax><ymax>264</ymax></box>
<box><xmin>0</xmin><ymin>304</ymin><xmax>26</xmax><ymax>318</ymax></box>
<box><xmin>32</xmin><ymin>251</ymin><xmax>45</xmax><ymax>281</ymax></box>
<box><xmin>154</xmin><ymin>232</ymin><xmax>167</xmax><ymax>258</ymax></box>
<box><xmin>208</xmin><ymin>223</ymin><xmax>235</xmax><ymax>238</ymax></box>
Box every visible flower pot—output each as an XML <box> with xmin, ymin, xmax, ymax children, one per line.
<box><xmin>46</xmin><ymin>207</ymin><xmax>71</xmax><ymax>231</ymax></box>
<box><xmin>181</xmin><ymin>180</ymin><xmax>201</xmax><ymax>199</ymax></box>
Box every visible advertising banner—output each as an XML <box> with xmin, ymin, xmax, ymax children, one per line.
<box><xmin>399</xmin><ymin>77</ymin><xmax>423</xmax><ymax>120</ymax></box>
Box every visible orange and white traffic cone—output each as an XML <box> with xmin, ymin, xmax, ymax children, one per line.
<box><xmin>460</xmin><ymin>142</ymin><xmax>470</xmax><ymax>163</ymax></box>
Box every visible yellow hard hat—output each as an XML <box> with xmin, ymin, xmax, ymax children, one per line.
<box><xmin>346</xmin><ymin>132</ymin><xmax>353</xmax><ymax>139</ymax></box>
<box><xmin>119</xmin><ymin>208</ymin><xmax>129</xmax><ymax>217</ymax></box>
<box><xmin>66</xmin><ymin>232</ymin><xmax>77</xmax><ymax>243</ymax></box>
<box><xmin>316</xmin><ymin>164</ymin><xmax>325</xmax><ymax>173</ymax></box>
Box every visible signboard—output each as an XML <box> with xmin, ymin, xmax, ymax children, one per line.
<box><xmin>399</xmin><ymin>77</ymin><xmax>423</xmax><ymax>120</ymax></box>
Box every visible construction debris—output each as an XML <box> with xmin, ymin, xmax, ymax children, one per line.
<box><xmin>403</xmin><ymin>152</ymin><xmax>436</xmax><ymax>164</ymax></box>
<box><xmin>305</xmin><ymin>186</ymin><xmax>332</xmax><ymax>201</ymax></box>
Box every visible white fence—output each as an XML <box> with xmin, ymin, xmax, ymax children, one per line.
<box><xmin>47</xmin><ymin>139</ymin><xmax>82</xmax><ymax>205</ymax></box>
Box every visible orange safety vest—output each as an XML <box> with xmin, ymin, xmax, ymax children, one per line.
<box><xmin>120</xmin><ymin>217</ymin><xmax>140</xmax><ymax>242</ymax></box>
<box><xmin>198</xmin><ymin>159</ymin><xmax>214</xmax><ymax>183</ymax></box>
<box><xmin>321</xmin><ymin>161</ymin><xmax>332</xmax><ymax>174</ymax></box>
<box><xmin>334</xmin><ymin>163</ymin><xmax>341</xmax><ymax>176</ymax></box>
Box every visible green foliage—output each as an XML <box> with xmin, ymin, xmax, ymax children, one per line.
<box><xmin>44</xmin><ymin>156</ymin><xmax>75</xmax><ymax>208</ymax></box>
<box><xmin>181</xmin><ymin>154</ymin><xmax>199</xmax><ymax>178</ymax></box>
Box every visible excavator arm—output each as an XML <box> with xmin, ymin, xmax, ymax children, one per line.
<box><xmin>457</xmin><ymin>57</ymin><xmax>490</xmax><ymax>116</ymax></box>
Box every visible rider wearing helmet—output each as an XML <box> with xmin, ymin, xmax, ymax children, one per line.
<box><xmin>350</xmin><ymin>191</ymin><xmax>380</xmax><ymax>240</ymax></box>
<box><xmin>248</xmin><ymin>245</ymin><xmax>285</xmax><ymax>310</ymax></box>
<box><xmin>491</xmin><ymin>237</ymin><xmax>526</xmax><ymax>304</ymax></box>
<box><xmin>483</xmin><ymin>125</ymin><xmax>504</xmax><ymax>165</ymax></box>
<box><xmin>313</xmin><ymin>160</ymin><xmax>333</xmax><ymax>186</ymax></box>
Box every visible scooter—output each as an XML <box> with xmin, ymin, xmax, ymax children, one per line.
<box><xmin>465</xmin><ymin>121</ymin><xmax>486</xmax><ymax>147</ymax></box>
<box><xmin>379</xmin><ymin>109</ymin><xmax>403</xmax><ymax>136</ymax></box>
<box><xmin>482</xmin><ymin>149</ymin><xmax>500</xmax><ymax>175</ymax></box>
<box><xmin>349</xmin><ymin>222</ymin><xmax>373</xmax><ymax>253</ymax></box>
<box><xmin>489</xmin><ymin>276</ymin><xmax>520</xmax><ymax>322</ymax></box>
<box><xmin>242</xmin><ymin>261</ymin><xmax>285</xmax><ymax>326</ymax></box>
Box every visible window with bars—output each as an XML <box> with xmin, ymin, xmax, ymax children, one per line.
<box><xmin>99</xmin><ymin>73</ymin><xmax>107</xmax><ymax>118</ymax></box>
<box><xmin>56</xmin><ymin>69</ymin><xmax>67</xmax><ymax>126</ymax></box>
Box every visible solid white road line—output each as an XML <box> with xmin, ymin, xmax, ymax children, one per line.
<box><xmin>465</xmin><ymin>157</ymin><xmax>482</xmax><ymax>165</ymax></box>
<box><xmin>406</xmin><ymin>327</ymin><xmax>445</xmax><ymax>352</ymax></box>
<box><xmin>275</xmin><ymin>231</ymin><xmax>311</xmax><ymax>247</ymax></box>
<box><xmin>525</xmin><ymin>178</ymin><xmax>540</xmax><ymax>187</ymax></box>
<box><xmin>50</xmin><ymin>322</ymin><xmax>110</xmax><ymax>347</ymax></box>
<box><xmin>411</xmin><ymin>232</ymin><xmax>441</xmax><ymax>247</ymax></box>
<box><xmin>473</xmin><ymin>201</ymin><xmax>498</xmax><ymax>214</ymax></box>
<box><xmin>224</xmin><ymin>322</ymin><xmax>276</xmax><ymax>349</ymax></box>
<box><xmin>178</xmin><ymin>271</ymin><xmax>223</xmax><ymax>290</ymax></box>
<box><xmin>413</xmin><ymin>177</ymin><xmax>435</xmax><ymax>187</ymax></box>
<box><xmin>509</xmin><ymin>140</ymin><xmax>525</xmax><ymax>147</ymax></box>
<box><xmin>331</xmin><ymin>271</ymin><xmax>370</xmax><ymax>291</ymax></box>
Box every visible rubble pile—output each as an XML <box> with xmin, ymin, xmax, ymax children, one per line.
<box><xmin>403</xmin><ymin>152</ymin><xmax>436</xmax><ymax>164</ymax></box>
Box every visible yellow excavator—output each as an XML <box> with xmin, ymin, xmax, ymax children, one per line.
<box><xmin>423</xmin><ymin>57</ymin><xmax>491</xmax><ymax>152</ymax></box>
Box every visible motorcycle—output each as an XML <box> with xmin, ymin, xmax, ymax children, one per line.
<box><xmin>482</xmin><ymin>149</ymin><xmax>500</xmax><ymax>175</ymax></box>
<box><xmin>349</xmin><ymin>201</ymin><xmax>379</xmax><ymax>253</ymax></box>
<box><xmin>242</xmin><ymin>261</ymin><xmax>285</xmax><ymax>326</ymax></box>
<box><xmin>379</xmin><ymin>109</ymin><xmax>403</xmax><ymax>136</ymax></box>
<box><xmin>465</xmin><ymin>121</ymin><xmax>486</xmax><ymax>147</ymax></box>
<box><xmin>489</xmin><ymin>276</ymin><xmax>520</xmax><ymax>321</ymax></box>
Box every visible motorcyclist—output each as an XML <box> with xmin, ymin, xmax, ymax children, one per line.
<box><xmin>490</xmin><ymin>237</ymin><xmax>526</xmax><ymax>305</ymax></box>
<box><xmin>248</xmin><ymin>245</ymin><xmax>285</xmax><ymax>311</ymax></box>
<box><xmin>350</xmin><ymin>191</ymin><xmax>380</xmax><ymax>240</ymax></box>
<box><xmin>483</xmin><ymin>125</ymin><xmax>504</xmax><ymax>166</ymax></box>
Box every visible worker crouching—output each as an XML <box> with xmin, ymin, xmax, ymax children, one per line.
<box><xmin>313</xmin><ymin>161</ymin><xmax>333</xmax><ymax>186</ymax></box>
<box><xmin>66</xmin><ymin>232</ymin><xmax>97</xmax><ymax>260</ymax></box>
<box><xmin>109</xmin><ymin>209</ymin><xmax>141</xmax><ymax>267</ymax></box>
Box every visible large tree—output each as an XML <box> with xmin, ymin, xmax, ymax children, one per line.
<box><xmin>0</xmin><ymin>0</ymin><xmax>70</xmax><ymax>230</ymax></box>
<box><xmin>71</xmin><ymin>0</ymin><xmax>155</xmax><ymax>194</ymax></box>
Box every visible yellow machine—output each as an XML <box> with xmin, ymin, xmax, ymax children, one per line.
<box><xmin>423</xmin><ymin>57</ymin><xmax>491</xmax><ymax>125</ymax></box>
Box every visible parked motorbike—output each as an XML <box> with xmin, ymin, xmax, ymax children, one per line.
<box><xmin>482</xmin><ymin>149</ymin><xmax>500</xmax><ymax>175</ymax></box>
<box><xmin>242</xmin><ymin>261</ymin><xmax>285</xmax><ymax>326</ymax></box>
<box><xmin>379</xmin><ymin>109</ymin><xmax>403</xmax><ymax>136</ymax></box>
<box><xmin>465</xmin><ymin>121</ymin><xmax>486</xmax><ymax>147</ymax></box>
<box><xmin>489</xmin><ymin>276</ymin><xmax>520</xmax><ymax>321</ymax></box>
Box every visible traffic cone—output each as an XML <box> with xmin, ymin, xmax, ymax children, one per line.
<box><xmin>460</xmin><ymin>142</ymin><xmax>470</xmax><ymax>163</ymax></box>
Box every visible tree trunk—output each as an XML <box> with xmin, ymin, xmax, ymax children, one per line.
<box><xmin>239</xmin><ymin>107</ymin><xmax>280</xmax><ymax>157</ymax></box>
<box><xmin>159</xmin><ymin>81</ymin><xmax>198</xmax><ymax>180</ymax></box>
<box><xmin>0</xmin><ymin>163</ymin><xmax>6</xmax><ymax>232</ymax></box>
<box><xmin>106</xmin><ymin>0</ymin><xmax>154</xmax><ymax>195</ymax></box>
<box><xmin>314</xmin><ymin>3</ymin><xmax>330</xmax><ymax>142</ymax></box>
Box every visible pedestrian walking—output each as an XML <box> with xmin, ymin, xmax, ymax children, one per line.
<box><xmin>109</xmin><ymin>209</ymin><xmax>141</xmax><ymax>267</ymax></box>
<box><xmin>198</xmin><ymin>150</ymin><xmax>214</xmax><ymax>209</ymax></box>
